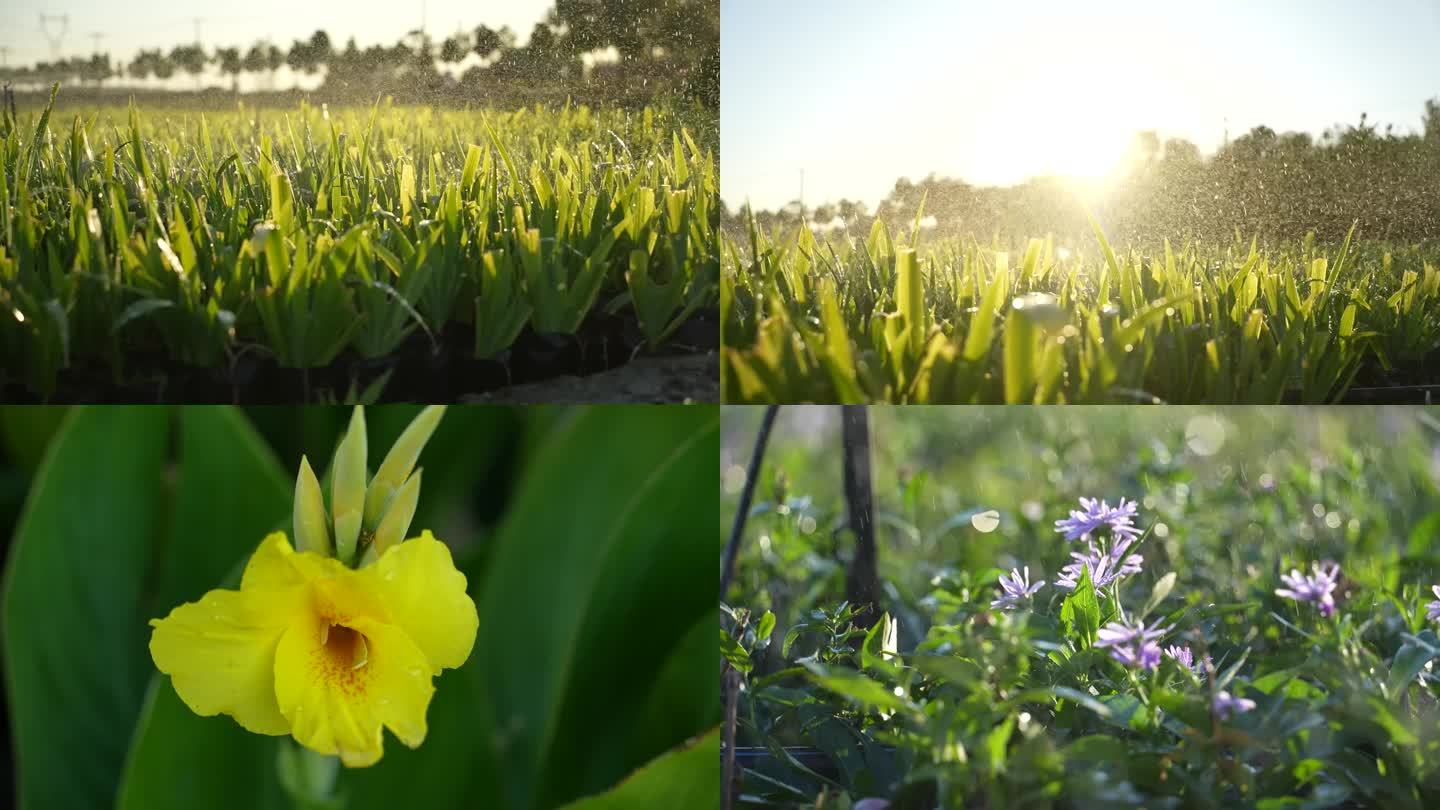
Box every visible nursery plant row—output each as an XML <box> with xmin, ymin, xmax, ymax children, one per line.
<box><xmin>721</xmin><ymin>209</ymin><xmax>1440</xmax><ymax>404</ymax></box>
<box><xmin>0</xmin><ymin>87</ymin><xmax>719</xmax><ymax>400</ymax></box>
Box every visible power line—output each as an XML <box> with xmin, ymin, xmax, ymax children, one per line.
<box><xmin>39</xmin><ymin>14</ymin><xmax>69</xmax><ymax>60</ymax></box>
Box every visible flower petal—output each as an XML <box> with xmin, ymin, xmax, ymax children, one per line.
<box><xmin>272</xmin><ymin>610</ymin><xmax>435</xmax><ymax>767</ymax></box>
<box><xmin>360</xmin><ymin>532</ymin><xmax>478</xmax><ymax>671</ymax></box>
<box><xmin>353</xmin><ymin>618</ymin><xmax>435</xmax><ymax>748</ymax></box>
<box><xmin>149</xmin><ymin>584</ymin><xmax>300</xmax><ymax>735</ymax></box>
<box><xmin>273</xmin><ymin>609</ymin><xmax>381</xmax><ymax>766</ymax></box>
<box><xmin>240</xmin><ymin>530</ymin><xmax>319</xmax><ymax>585</ymax></box>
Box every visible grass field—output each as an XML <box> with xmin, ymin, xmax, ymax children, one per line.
<box><xmin>721</xmin><ymin>406</ymin><xmax>1440</xmax><ymax>808</ymax></box>
<box><xmin>0</xmin><ymin>86</ymin><xmax>718</xmax><ymax>400</ymax></box>
<box><xmin>721</xmin><ymin>213</ymin><xmax>1440</xmax><ymax>404</ymax></box>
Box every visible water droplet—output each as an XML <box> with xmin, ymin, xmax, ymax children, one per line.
<box><xmin>971</xmin><ymin>510</ymin><xmax>1000</xmax><ymax>533</ymax></box>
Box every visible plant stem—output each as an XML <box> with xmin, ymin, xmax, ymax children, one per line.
<box><xmin>719</xmin><ymin>405</ymin><xmax>779</xmax><ymax>599</ymax></box>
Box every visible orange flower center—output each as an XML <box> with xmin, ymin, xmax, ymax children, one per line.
<box><xmin>314</xmin><ymin>621</ymin><xmax>372</xmax><ymax>697</ymax></box>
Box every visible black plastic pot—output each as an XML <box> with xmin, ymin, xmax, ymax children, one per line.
<box><xmin>731</xmin><ymin>746</ymin><xmax>841</xmax><ymax>779</ymax></box>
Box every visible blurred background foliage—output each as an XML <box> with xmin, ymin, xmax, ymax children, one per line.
<box><xmin>3</xmin><ymin>0</ymin><xmax>718</xmax><ymax>110</ymax></box>
<box><xmin>728</xmin><ymin>101</ymin><xmax>1440</xmax><ymax>245</ymax></box>
<box><xmin>0</xmin><ymin>404</ymin><xmax>718</xmax><ymax>810</ymax></box>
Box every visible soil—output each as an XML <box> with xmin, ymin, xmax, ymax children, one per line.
<box><xmin>0</xmin><ymin>307</ymin><xmax>720</xmax><ymax>404</ymax></box>
<box><xmin>462</xmin><ymin>352</ymin><xmax>718</xmax><ymax>403</ymax></box>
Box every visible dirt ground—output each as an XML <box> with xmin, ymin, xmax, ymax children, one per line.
<box><xmin>462</xmin><ymin>352</ymin><xmax>718</xmax><ymax>403</ymax></box>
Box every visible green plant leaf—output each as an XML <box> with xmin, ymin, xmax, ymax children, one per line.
<box><xmin>1059</xmin><ymin>566</ymin><xmax>1100</xmax><ymax>648</ymax></box>
<box><xmin>148</xmin><ymin>407</ymin><xmax>292</xmax><ymax>614</ymax></box>
<box><xmin>2</xmin><ymin>407</ymin><xmax>168</xmax><ymax>810</ymax></box>
<box><xmin>116</xmin><ymin>407</ymin><xmax>296</xmax><ymax>810</ymax></box>
<box><xmin>555</xmin><ymin>729</ymin><xmax>719</xmax><ymax>810</ymax></box>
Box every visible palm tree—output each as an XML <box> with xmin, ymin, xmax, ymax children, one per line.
<box><xmin>472</xmin><ymin>25</ymin><xmax>505</xmax><ymax>60</ymax></box>
<box><xmin>307</xmin><ymin>30</ymin><xmax>333</xmax><ymax>76</ymax></box>
<box><xmin>440</xmin><ymin>33</ymin><xmax>469</xmax><ymax>66</ymax></box>
<box><xmin>215</xmin><ymin>47</ymin><xmax>243</xmax><ymax>92</ymax></box>
<box><xmin>169</xmin><ymin>45</ymin><xmax>207</xmax><ymax>88</ymax></box>
<box><xmin>263</xmin><ymin>42</ymin><xmax>283</xmax><ymax>84</ymax></box>
<box><xmin>242</xmin><ymin>42</ymin><xmax>268</xmax><ymax>78</ymax></box>
<box><xmin>286</xmin><ymin>39</ymin><xmax>314</xmax><ymax>75</ymax></box>
<box><xmin>153</xmin><ymin>51</ymin><xmax>176</xmax><ymax>80</ymax></box>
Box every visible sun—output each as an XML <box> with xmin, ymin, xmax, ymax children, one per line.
<box><xmin>966</xmin><ymin>50</ymin><xmax>1178</xmax><ymax>190</ymax></box>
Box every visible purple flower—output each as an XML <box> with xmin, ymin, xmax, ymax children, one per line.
<box><xmin>1427</xmin><ymin>586</ymin><xmax>1440</xmax><ymax>623</ymax></box>
<box><xmin>1095</xmin><ymin>618</ymin><xmax>1171</xmax><ymax>670</ymax></box>
<box><xmin>1054</xmin><ymin>497</ymin><xmax>1143</xmax><ymax>544</ymax></box>
<box><xmin>1054</xmin><ymin>541</ymin><xmax>1144</xmax><ymax>591</ymax></box>
<box><xmin>1164</xmin><ymin>645</ymin><xmax>1194</xmax><ymax>672</ymax></box>
<box><xmin>1275</xmin><ymin>562</ymin><xmax>1341</xmax><ymax>617</ymax></box>
<box><xmin>1212</xmin><ymin>690</ymin><xmax>1256</xmax><ymax>720</ymax></box>
<box><xmin>1163</xmin><ymin>644</ymin><xmax>1213</xmax><ymax>675</ymax></box>
<box><xmin>991</xmin><ymin>566</ymin><xmax>1045</xmax><ymax>610</ymax></box>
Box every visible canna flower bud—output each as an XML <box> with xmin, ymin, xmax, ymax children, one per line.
<box><xmin>367</xmin><ymin>469</ymin><xmax>422</xmax><ymax>565</ymax></box>
<box><xmin>364</xmin><ymin>406</ymin><xmax>444</xmax><ymax>532</ymax></box>
<box><xmin>332</xmin><ymin>407</ymin><xmax>369</xmax><ymax>563</ymax></box>
<box><xmin>293</xmin><ymin>456</ymin><xmax>331</xmax><ymax>556</ymax></box>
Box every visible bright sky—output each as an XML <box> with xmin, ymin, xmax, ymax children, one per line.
<box><xmin>0</xmin><ymin>0</ymin><xmax>551</xmax><ymax>66</ymax></box>
<box><xmin>721</xmin><ymin>0</ymin><xmax>1440</xmax><ymax>211</ymax></box>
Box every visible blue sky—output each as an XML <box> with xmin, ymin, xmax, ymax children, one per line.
<box><xmin>1</xmin><ymin>0</ymin><xmax>550</xmax><ymax>67</ymax></box>
<box><xmin>721</xmin><ymin>0</ymin><xmax>1440</xmax><ymax>211</ymax></box>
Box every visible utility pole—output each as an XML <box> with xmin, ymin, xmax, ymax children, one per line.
<box><xmin>798</xmin><ymin>168</ymin><xmax>805</xmax><ymax>218</ymax></box>
<box><xmin>191</xmin><ymin>17</ymin><xmax>204</xmax><ymax>45</ymax></box>
<box><xmin>0</xmin><ymin>47</ymin><xmax>9</xmax><ymax>68</ymax></box>
<box><xmin>88</xmin><ymin>32</ymin><xmax>103</xmax><ymax>55</ymax></box>
<box><xmin>841</xmin><ymin>406</ymin><xmax>879</xmax><ymax>629</ymax></box>
<box><xmin>39</xmin><ymin>13</ymin><xmax>69</xmax><ymax>60</ymax></box>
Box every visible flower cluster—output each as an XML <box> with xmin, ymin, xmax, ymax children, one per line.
<box><xmin>1163</xmin><ymin>644</ymin><xmax>1210</xmax><ymax>674</ymax></box>
<box><xmin>992</xmin><ymin>566</ymin><xmax>1045</xmax><ymax>610</ymax></box>
<box><xmin>1095</xmin><ymin>618</ymin><xmax>1172</xmax><ymax>670</ymax></box>
<box><xmin>1054</xmin><ymin>497</ymin><xmax>1142</xmax><ymax>543</ymax></box>
<box><xmin>985</xmin><ymin>495</ymin><xmax>1284</xmax><ymax>727</ymax></box>
<box><xmin>1427</xmin><ymin>586</ymin><xmax>1440</xmax><ymax>622</ymax></box>
<box><xmin>1212</xmin><ymin>690</ymin><xmax>1256</xmax><ymax>720</ymax></box>
<box><xmin>1275</xmin><ymin>561</ymin><xmax>1341</xmax><ymax>617</ymax></box>
<box><xmin>1052</xmin><ymin>498</ymin><xmax>1145</xmax><ymax>591</ymax></box>
<box><xmin>1055</xmin><ymin>539</ymin><xmax>1145</xmax><ymax>591</ymax></box>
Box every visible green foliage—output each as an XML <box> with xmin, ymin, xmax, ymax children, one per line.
<box><xmin>555</xmin><ymin>729</ymin><xmax>719</xmax><ymax>810</ymax></box>
<box><xmin>1</xmin><ymin>405</ymin><xmax>719</xmax><ymax>810</ymax></box>
<box><xmin>722</xmin><ymin>406</ymin><xmax>1440</xmax><ymax>808</ymax></box>
<box><xmin>2</xmin><ymin>408</ymin><xmax>283</xmax><ymax>810</ymax></box>
<box><xmin>722</xmin><ymin>214</ymin><xmax>1439</xmax><ymax>403</ymax></box>
<box><xmin>0</xmin><ymin>94</ymin><xmax>718</xmax><ymax>394</ymax></box>
<box><xmin>1058</xmin><ymin>567</ymin><xmax>1100</xmax><ymax>649</ymax></box>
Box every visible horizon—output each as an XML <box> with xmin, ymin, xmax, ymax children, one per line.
<box><xmin>0</xmin><ymin>0</ymin><xmax>551</xmax><ymax>69</ymax></box>
<box><xmin>721</xmin><ymin>0</ymin><xmax>1440</xmax><ymax>212</ymax></box>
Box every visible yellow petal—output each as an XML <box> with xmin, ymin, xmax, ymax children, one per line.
<box><xmin>361</xmin><ymin>532</ymin><xmax>478</xmax><ymax>671</ymax></box>
<box><xmin>352</xmin><ymin>618</ymin><xmax>434</xmax><ymax>748</ymax></box>
<box><xmin>149</xmin><ymin>584</ymin><xmax>301</xmax><ymax>735</ymax></box>
<box><xmin>272</xmin><ymin>609</ymin><xmax>434</xmax><ymax>767</ymax></box>
<box><xmin>240</xmin><ymin>532</ymin><xmax>308</xmax><ymax>591</ymax></box>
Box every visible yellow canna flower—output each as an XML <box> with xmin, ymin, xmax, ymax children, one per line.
<box><xmin>148</xmin><ymin>530</ymin><xmax>477</xmax><ymax>767</ymax></box>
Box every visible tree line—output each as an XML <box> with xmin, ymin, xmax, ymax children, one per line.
<box><xmin>728</xmin><ymin>100</ymin><xmax>1440</xmax><ymax>245</ymax></box>
<box><xmin>0</xmin><ymin>0</ymin><xmax>717</xmax><ymax>106</ymax></box>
